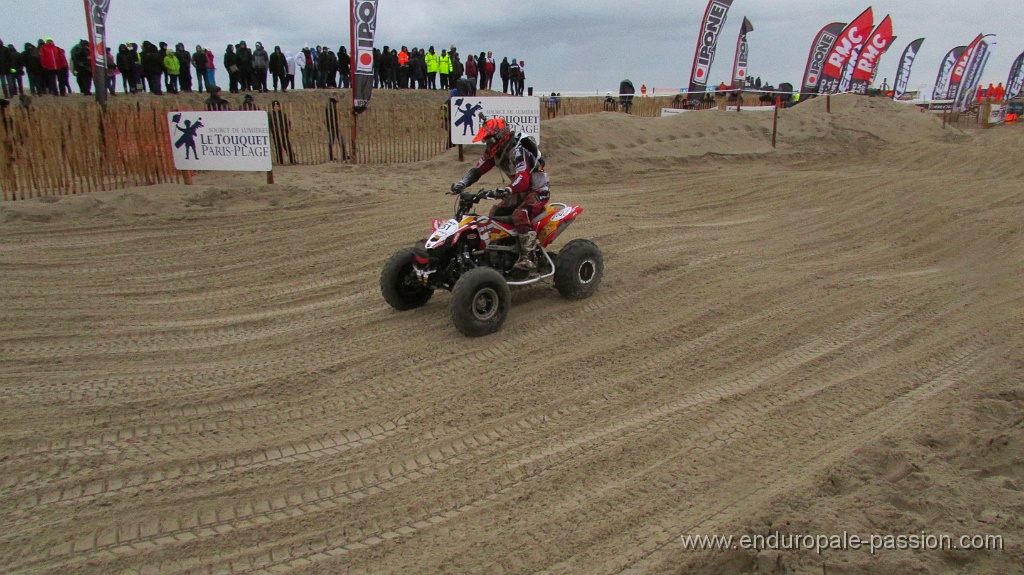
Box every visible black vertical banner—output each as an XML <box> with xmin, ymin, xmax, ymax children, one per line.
<box><xmin>351</xmin><ymin>0</ymin><xmax>378</xmax><ymax>114</ymax></box>
<box><xmin>687</xmin><ymin>0</ymin><xmax>734</xmax><ymax>103</ymax></box>
<box><xmin>933</xmin><ymin>46</ymin><xmax>965</xmax><ymax>100</ymax></box>
<box><xmin>948</xmin><ymin>34</ymin><xmax>984</xmax><ymax>104</ymax></box>
<box><xmin>1006</xmin><ymin>51</ymin><xmax>1024</xmax><ymax>101</ymax></box>
<box><xmin>801</xmin><ymin>22</ymin><xmax>846</xmax><ymax>95</ymax></box>
<box><xmin>731</xmin><ymin>17</ymin><xmax>753</xmax><ymax>89</ymax></box>
<box><xmin>84</xmin><ymin>0</ymin><xmax>110</xmax><ymax>106</ymax></box>
<box><xmin>893</xmin><ymin>38</ymin><xmax>925</xmax><ymax>100</ymax></box>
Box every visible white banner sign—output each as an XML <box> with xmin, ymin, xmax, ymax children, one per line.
<box><xmin>988</xmin><ymin>104</ymin><xmax>1006</xmax><ymax>124</ymax></box>
<box><xmin>660</xmin><ymin>108</ymin><xmax>695</xmax><ymax>116</ymax></box>
<box><xmin>167</xmin><ymin>111</ymin><xmax>272</xmax><ymax>171</ymax></box>
<box><xmin>721</xmin><ymin>105</ymin><xmax>776</xmax><ymax>112</ymax></box>
<box><xmin>450</xmin><ymin>97</ymin><xmax>540</xmax><ymax>145</ymax></box>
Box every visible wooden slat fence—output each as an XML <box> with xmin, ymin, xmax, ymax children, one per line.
<box><xmin>1</xmin><ymin>91</ymin><xmax>826</xmax><ymax>200</ymax></box>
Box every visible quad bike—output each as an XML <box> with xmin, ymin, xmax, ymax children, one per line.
<box><xmin>380</xmin><ymin>188</ymin><xmax>603</xmax><ymax>337</ymax></box>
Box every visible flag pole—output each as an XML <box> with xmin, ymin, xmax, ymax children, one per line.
<box><xmin>82</xmin><ymin>0</ymin><xmax>108</xmax><ymax>108</ymax></box>
<box><xmin>349</xmin><ymin>0</ymin><xmax>359</xmax><ymax>164</ymax></box>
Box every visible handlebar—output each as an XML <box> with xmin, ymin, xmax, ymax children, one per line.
<box><xmin>447</xmin><ymin>188</ymin><xmax>503</xmax><ymax>201</ymax></box>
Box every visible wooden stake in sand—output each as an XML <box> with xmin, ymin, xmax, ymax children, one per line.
<box><xmin>772</xmin><ymin>96</ymin><xmax>780</xmax><ymax>148</ymax></box>
<box><xmin>351</xmin><ymin>114</ymin><xmax>359</xmax><ymax>164</ymax></box>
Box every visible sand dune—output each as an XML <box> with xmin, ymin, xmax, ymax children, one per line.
<box><xmin>1</xmin><ymin>95</ymin><xmax>1022</xmax><ymax>575</ymax></box>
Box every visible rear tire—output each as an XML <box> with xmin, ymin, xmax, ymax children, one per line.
<box><xmin>381</xmin><ymin>248</ymin><xmax>434</xmax><ymax>310</ymax></box>
<box><xmin>450</xmin><ymin>267</ymin><xmax>510</xmax><ymax>337</ymax></box>
<box><xmin>553</xmin><ymin>239</ymin><xmax>603</xmax><ymax>300</ymax></box>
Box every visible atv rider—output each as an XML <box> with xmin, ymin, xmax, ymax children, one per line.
<box><xmin>450</xmin><ymin>117</ymin><xmax>549</xmax><ymax>272</ymax></box>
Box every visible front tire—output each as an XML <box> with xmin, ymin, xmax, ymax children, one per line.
<box><xmin>381</xmin><ymin>248</ymin><xmax>434</xmax><ymax>310</ymax></box>
<box><xmin>553</xmin><ymin>239</ymin><xmax>603</xmax><ymax>300</ymax></box>
<box><xmin>450</xmin><ymin>267</ymin><xmax>511</xmax><ymax>337</ymax></box>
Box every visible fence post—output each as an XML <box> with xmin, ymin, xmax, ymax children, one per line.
<box><xmin>772</xmin><ymin>96</ymin><xmax>780</xmax><ymax>148</ymax></box>
<box><xmin>826</xmin><ymin>95</ymin><xmax>831</xmax><ymax>114</ymax></box>
<box><xmin>350</xmin><ymin>114</ymin><xmax>358</xmax><ymax>164</ymax></box>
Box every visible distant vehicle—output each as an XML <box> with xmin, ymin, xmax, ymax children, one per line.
<box><xmin>1006</xmin><ymin>97</ymin><xmax>1024</xmax><ymax>117</ymax></box>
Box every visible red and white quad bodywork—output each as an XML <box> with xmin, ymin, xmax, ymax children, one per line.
<box><xmin>424</xmin><ymin>203</ymin><xmax>583</xmax><ymax>285</ymax></box>
<box><xmin>428</xmin><ymin>203</ymin><xmax>582</xmax><ymax>248</ymax></box>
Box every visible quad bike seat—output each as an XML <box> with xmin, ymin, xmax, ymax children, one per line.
<box><xmin>489</xmin><ymin>208</ymin><xmax>550</xmax><ymax>227</ymax></box>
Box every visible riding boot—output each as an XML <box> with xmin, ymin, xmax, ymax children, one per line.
<box><xmin>513</xmin><ymin>231</ymin><xmax>538</xmax><ymax>273</ymax></box>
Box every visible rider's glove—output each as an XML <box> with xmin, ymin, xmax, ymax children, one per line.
<box><xmin>450</xmin><ymin>182</ymin><xmax>466</xmax><ymax>194</ymax></box>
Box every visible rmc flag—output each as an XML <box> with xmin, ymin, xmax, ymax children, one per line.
<box><xmin>688</xmin><ymin>0</ymin><xmax>733</xmax><ymax>103</ymax></box>
<box><xmin>893</xmin><ymin>38</ymin><xmax>925</xmax><ymax>100</ymax></box>
<box><xmin>818</xmin><ymin>6</ymin><xmax>874</xmax><ymax>94</ymax></box>
<box><xmin>350</xmin><ymin>0</ymin><xmax>378</xmax><ymax>114</ymax></box>
<box><xmin>954</xmin><ymin>35</ymin><xmax>993</xmax><ymax>112</ymax></box>
<box><xmin>948</xmin><ymin>34</ymin><xmax>984</xmax><ymax>104</ymax></box>
<box><xmin>731</xmin><ymin>17</ymin><xmax>753</xmax><ymax>89</ymax></box>
<box><xmin>849</xmin><ymin>15</ymin><xmax>894</xmax><ymax>94</ymax></box>
<box><xmin>83</xmin><ymin>0</ymin><xmax>110</xmax><ymax>105</ymax></box>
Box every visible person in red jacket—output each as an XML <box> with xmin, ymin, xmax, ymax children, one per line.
<box><xmin>38</xmin><ymin>38</ymin><xmax>62</xmax><ymax>95</ymax></box>
<box><xmin>397</xmin><ymin>46</ymin><xmax>410</xmax><ymax>89</ymax></box>
<box><xmin>993</xmin><ymin>83</ymin><xmax>1005</xmax><ymax>102</ymax></box>
<box><xmin>484</xmin><ymin>51</ymin><xmax>496</xmax><ymax>90</ymax></box>
<box><xmin>56</xmin><ymin>43</ymin><xmax>71</xmax><ymax>95</ymax></box>
<box><xmin>465</xmin><ymin>54</ymin><xmax>478</xmax><ymax>88</ymax></box>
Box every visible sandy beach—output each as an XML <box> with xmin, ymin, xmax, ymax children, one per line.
<box><xmin>1</xmin><ymin>94</ymin><xmax>1022</xmax><ymax>574</ymax></box>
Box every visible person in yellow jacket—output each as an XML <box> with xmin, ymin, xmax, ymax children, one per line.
<box><xmin>163</xmin><ymin>48</ymin><xmax>181</xmax><ymax>93</ymax></box>
<box><xmin>425</xmin><ymin>46</ymin><xmax>438</xmax><ymax>90</ymax></box>
<box><xmin>438</xmin><ymin>49</ymin><xmax>452</xmax><ymax>91</ymax></box>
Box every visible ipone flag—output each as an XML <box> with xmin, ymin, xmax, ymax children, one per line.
<box><xmin>850</xmin><ymin>15</ymin><xmax>894</xmax><ymax>94</ymax></box>
<box><xmin>934</xmin><ymin>46</ymin><xmax>965</xmax><ymax>100</ymax></box>
<box><xmin>819</xmin><ymin>7</ymin><xmax>874</xmax><ymax>94</ymax></box>
<box><xmin>1007</xmin><ymin>51</ymin><xmax>1024</xmax><ymax>100</ymax></box>
<box><xmin>688</xmin><ymin>0</ymin><xmax>733</xmax><ymax>102</ymax></box>
<box><xmin>893</xmin><ymin>38</ymin><xmax>925</xmax><ymax>100</ymax></box>
<box><xmin>731</xmin><ymin>17</ymin><xmax>753</xmax><ymax>89</ymax></box>
<box><xmin>801</xmin><ymin>22</ymin><xmax>846</xmax><ymax>95</ymax></box>
<box><xmin>350</xmin><ymin>0</ymin><xmax>378</xmax><ymax>114</ymax></box>
<box><xmin>83</xmin><ymin>0</ymin><xmax>110</xmax><ymax>105</ymax></box>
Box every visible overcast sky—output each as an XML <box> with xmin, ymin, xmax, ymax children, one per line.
<box><xmin>5</xmin><ymin>0</ymin><xmax>1023</xmax><ymax>96</ymax></box>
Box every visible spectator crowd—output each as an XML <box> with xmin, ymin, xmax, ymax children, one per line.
<box><xmin>0</xmin><ymin>35</ymin><xmax>530</xmax><ymax>99</ymax></box>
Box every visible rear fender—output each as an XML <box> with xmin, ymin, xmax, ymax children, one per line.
<box><xmin>536</xmin><ymin>205</ymin><xmax>583</xmax><ymax>247</ymax></box>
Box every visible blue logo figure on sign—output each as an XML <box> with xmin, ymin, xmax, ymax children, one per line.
<box><xmin>453</xmin><ymin>98</ymin><xmax>484</xmax><ymax>136</ymax></box>
<box><xmin>172</xmin><ymin>114</ymin><xmax>204</xmax><ymax>160</ymax></box>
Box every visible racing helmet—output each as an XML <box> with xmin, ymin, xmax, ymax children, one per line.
<box><xmin>473</xmin><ymin>117</ymin><xmax>514</xmax><ymax>157</ymax></box>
